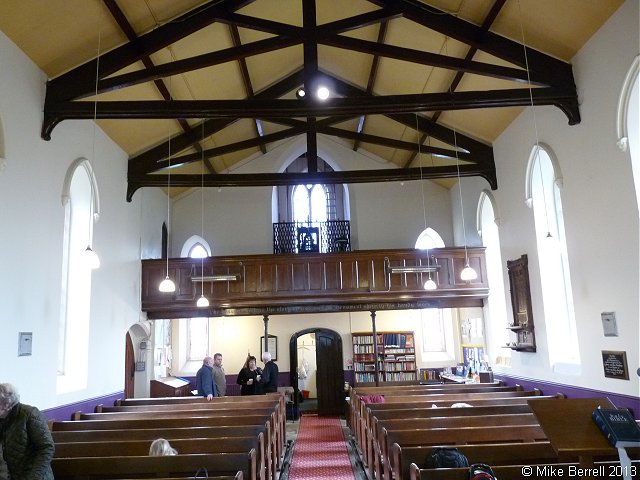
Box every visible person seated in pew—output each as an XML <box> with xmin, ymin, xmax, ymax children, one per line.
<box><xmin>149</xmin><ymin>438</ymin><xmax>178</xmax><ymax>456</ymax></box>
<box><xmin>0</xmin><ymin>383</ymin><xmax>55</xmax><ymax>480</ymax></box>
<box><xmin>196</xmin><ymin>356</ymin><xmax>218</xmax><ymax>401</ymax></box>
<box><xmin>237</xmin><ymin>355</ymin><xmax>262</xmax><ymax>395</ymax></box>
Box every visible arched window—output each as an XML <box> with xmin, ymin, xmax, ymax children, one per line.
<box><xmin>182</xmin><ymin>236</ymin><xmax>211</xmax><ymax>360</ymax></box>
<box><xmin>478</xmin><ymin>191</ymin><xmax>510</xmax><ymax>365</ymax></box>
<box><xmin>187</xmin><ymin>317</ymin><xmax>209</xmax><ymax>361</ymax></box>
<box><xmin>527</xmin><ymin>145</ymin><xmax>580</xmax><ymax>371</ymax></box>
<box><xmin>293</xmin><ymin>184</ymin><xmax>327</xmax><ymax>223</ymax></box>
<box><xmin>415</xmin><ymin>227</ymin><xmax>445</xmax><ymax>249</ymax></box>
<box><xmin>58</xmin><ymin>159</ymin><xmax>99</xmax><ymax>393</ymax></box>
<box><xmin>181</xmin><ymin>235</ymin><xmax>211</xmax><ymax>258</ymax></box>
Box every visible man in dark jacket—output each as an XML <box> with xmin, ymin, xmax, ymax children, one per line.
<box><xmin>259</xmin><ymin>351</ymin><xmax>279</xmax><ymax>393</ymax></box>
<box><xmin>196</xmin><ymin>356</ymin><xmax>218</xmax><ymax>400</ymax></box>
<box><xmin>0</xmin><ymin>383</ymin><xmax>54</xmax><ymax>480</ymax></box>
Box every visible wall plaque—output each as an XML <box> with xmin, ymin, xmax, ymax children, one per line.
<box><xmin>601</xmin><ymin>350</ymin><xmax>629</xmax><ymax>380</ymax></box>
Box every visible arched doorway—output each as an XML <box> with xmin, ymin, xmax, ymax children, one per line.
<box><xmin>289</xmin><ymin>328</ymin><xmax>344</xmax><ymax>416</ymax></box>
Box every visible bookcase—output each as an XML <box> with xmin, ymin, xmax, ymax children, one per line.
<box><xmin>352</xmin><ymin>331</ymin><xmax>417</xmax><ymax>384</ymax></box>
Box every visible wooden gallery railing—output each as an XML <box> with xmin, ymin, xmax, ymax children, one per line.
<box><xmin>141</xmin><ymin>248</ymin><xmax>488</xmax><ymax>319</ymax></box>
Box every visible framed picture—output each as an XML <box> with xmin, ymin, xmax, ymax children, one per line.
<box><xmin>601</xmin><ymin>350</ymin><xmax>629</xmax><ymax>380</ymax></box>
<box><xmin>260</xmin><ymin>335</ymin><xmax>278</xmax><ymax>361</ymax></box>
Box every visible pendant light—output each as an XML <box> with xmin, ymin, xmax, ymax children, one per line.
<box><xmin>446</xmin><ymin>39</ymin><xmax>477</xmax><ymax>282</ymax></box>
<box><xmin>196</xmin><ymin>121</ymin><xmax>209</xmax><ymax>308</ymax></box>
<box><xmin>518</xmin><ymin>0</ymin><xmax>552</xmax><ymax>241</ymax></box>
<box><xmin>415</xmin><ymin>114</ymin><xmax>437</xmax><ymax>290</ymax></box>
<box><xmin>84</xmin><ymin>12</ymin><xmax>101</xmax><ymax>270</ymax></box>
<box><xmin>159</xmin><ymin>79</ymin><xmax>176</xmax><ymax>293</ymax></box>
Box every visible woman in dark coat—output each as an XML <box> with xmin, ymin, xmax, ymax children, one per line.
<box><xmin>0</xmin><ymin>383</ymin><xmax>54</xmax><ymax>480</ymax></box>
<box><xmin>236</xmin><ymin>355</ymin><xmax>262</xmax><ymax>395</ymax></box>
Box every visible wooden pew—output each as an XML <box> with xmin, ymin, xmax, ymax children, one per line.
<box><xmin>379</xmin><ymin>425</ymin><xmax>547</xmax><ymax>480</ymax></box>
<box><xmin>52</xmin><ymin>425</ymin><xmax>273</xmax><ymax>480</ymax></box>
<box><xmin>76</xmin><ymin>404</ymin><xmax>284</xmax><ymax>474</ymax></box>
<box><xmin>352</xmin><ymin>389</ymin><xmax>540</xmax><ymax>449</ymax></box>
<box><xmin>393</xmin><ymin>442</ymin><xmax>640</xmax><ymax>480</ymax></box>
<box><xmin>54</xmin><ymin>437</ymin><xmax>264</xmax><ymax>480</ymax></box>
<box><xmin>51</xmin><ymin>414</ymin><xmax>272</xmax><ymax>431</ymax></box>
<box><xmin>116</xmin><ymin>393</ymin><xmax>282</xmax><ymax>406</ymax></box>
<box><xmin>356</xmin><ymin>392</ymin><xmax>554</xmax><ymax>468</ymax></box>
<box><xmin>371</xmin><ymin>413</ymin><xmax>538</xmax><ymax>478</ymax></box>
<box><xmin>349</xmin><ymin>383</ymin><xmax>517</xmax><ymax>430</ymax></box>
<box><xmin>409</xmin><ymin>461</ymin><xmax>639</xmax><ymax>480</ymax></box>
<box><xmin>358</xmin><ymin>393</ymin><xmax>561</xmax><ymax>457</ymax></box>
<box><xmin>52</xmin><ymin>451</ymin><xmax>256</xmax><ymax>480</ymax></box>
<box><xmin>93</xmin><ymin>399</ymin><xmax>285</xmax><ymax>462</ymax></box>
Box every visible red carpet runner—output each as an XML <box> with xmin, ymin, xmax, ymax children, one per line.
<box><xmin>288</xmin><ymin>414</ymin><xmax>356</xmax><ymax>480</ymax></box>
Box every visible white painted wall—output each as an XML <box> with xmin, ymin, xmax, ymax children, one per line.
<box><xmin>172</xmin><ymin>133</ymin><xmax>455</xmax><ymax>254</ymax></box>
<box><xmin>473</xmin><ymin>0</ymin><xmax>639</xmax><ymax>396</ymax></box>
<box><xmin>0</xmin><ymin>30</ymin><xmax>165</xmax><ymax>408</ymax></box>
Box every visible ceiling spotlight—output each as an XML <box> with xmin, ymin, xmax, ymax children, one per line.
<box><xmin>295</xmin><ymin>88</ymin><xmax>306</xmax><ymax>99</ymax></box>
<box><xmin>316</xmin><ymin>86</ymin><xmax>330</xmax><ymax>100</ymax></box>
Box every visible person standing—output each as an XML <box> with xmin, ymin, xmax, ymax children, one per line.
<box><xmin>196</xmin><ymin>356</ymin><xmax>218</xmax><ymax>400</ymax></box>
<box><xmin>0</xmin><ymin>383</ymin><xmax>54</xmax><ymax>480</ymax></box>
<box><xmin>212</xmin><ymin>353</ymin><xmax>226</xmax><ymax>397</ymax></box>
<box><xmin>236</xmin><ymin>355</ymin><xmax>262</xmax><ymax>395</ymax></box>
<box><xmin>259</xmin><ymin>351</ymin><xmax>279</xmax><ymax>393</ymax></box>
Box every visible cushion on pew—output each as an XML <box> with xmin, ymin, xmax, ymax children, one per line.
<box><xmin>361</xmin><ymin>395</ymin><xmax>385</xmax><ymax>404</ymax></box>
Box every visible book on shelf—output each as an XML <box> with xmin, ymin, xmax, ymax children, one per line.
<box><xmin>592</xmin><ymin>406</ymin><xmax>640</xmax><ymax>448</ymax></box>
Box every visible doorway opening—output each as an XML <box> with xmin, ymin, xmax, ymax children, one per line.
<box><xmin>289</xmin><ymin>328</ymin><xmax>345</xmax><ymax>416</ymax></box>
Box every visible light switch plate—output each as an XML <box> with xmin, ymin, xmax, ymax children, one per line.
<box><xmin>18</xmin><ymin>332</ymin><xmax>32</xmax><ymax>356</ymax></box>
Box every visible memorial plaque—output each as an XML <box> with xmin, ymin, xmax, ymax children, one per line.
<box><xmin>601</xmin><ymin>350</ymin><xmax>629</xmax><ymax>380</ymax></box>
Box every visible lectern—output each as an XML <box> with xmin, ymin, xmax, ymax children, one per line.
<box><xmin>150</xmin><ymin>377</ymin><xmax>191</xmax><ymax>397</ymax></box>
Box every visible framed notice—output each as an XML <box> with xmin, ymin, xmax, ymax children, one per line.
<box><xmin>601</xmin><ymin>350</ymin><xmax>629</xmax><ymax>380</ymax></box>
<box><xmin>260</xmin><ymin>335</ymin><xmax>278</xmax><ymax>361</ymax></box>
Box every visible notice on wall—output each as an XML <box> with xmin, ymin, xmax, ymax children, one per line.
<box><xmin>601</xmin><ymin>350</ymin><xmax>629</xmax><ymax>380</ymax></box>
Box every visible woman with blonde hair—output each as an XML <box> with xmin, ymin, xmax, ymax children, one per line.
<box><xmin>149</xmin><ymin>438</ymin><xmax>177</xmax><ymax>456</ymax></box>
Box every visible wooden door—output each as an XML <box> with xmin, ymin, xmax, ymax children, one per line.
<box><xmin>124</xmin><ymin>332</ymin><xmax>135</xmax><ymax>399</ymax></box>
<box><xmin>315</xmin><ymin>330</ymin><xmax>344</xmax><ymax>416</ymax></box>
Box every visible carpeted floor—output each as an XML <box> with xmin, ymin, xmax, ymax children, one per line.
<box><xmin>287</xmin><ymin>414</ymin><xmax>357</xmax><ymax>480</ymax></box>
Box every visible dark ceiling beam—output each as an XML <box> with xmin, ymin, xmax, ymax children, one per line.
<box><xmin>96</xmin><ymin>36</ymin><xmax>299</xmax><ymax>97</ymax></box>
<box><xmin>370</xmin><ymin>0</ymin><xmax>575</xmax><ymax>86</ymax></box>
<box><xmin>318</xmin><ymin>34</ymin><xmax>540</xmax><ymax>85</ymax></box>
<box><xmin>320</xmin><ymin>72</ymin><xmax>492</xmax><ymax>162</ymax></box>
<box><xmin>303</xmin><ymin>0</ymin><xmax>319</xmax><ymax>174</ymax></box>
<box><xmin>403</xmin><ymin>0</ymin><xmax>506</xmax><ymax>168</ymax></box>
<box><xmin>229</xmin><ymin>24</ymin><xmax>266</xmax><ymax>154</ymax></box>
<box><xmin>127</xmin><ymin>163</ymin><xmax>495</xmax><ymax>202</ymax></box>
<box><xmin>153</xmin><ymin>125</ymin><xmax>307</xmax><ymax>171</ymax></box>
<box><xmin>214</xmin><ymin>12</ymin><xmax>303</xmax><ymax>36</ymax></box>
<box><xmin>46</xmin><ymin>0</ymin><xmax>256</xmax><ymax>102</ymax></box>
<box><xmin>316</xmin><ymin>7</ymin><xmax>401</xmax><ymax>34</ymax></box>
<box><xmin>317</xmin><ymin>125</ymin><xmax>473</xmax><ymax>161</ymax></box>
<box><xmin>354</xmin><ymin>20</ymin><xmax>387</xmax><ymax>152</ymax></box>
<box><xmin>128</xmin><ymin>69</ymin><xmax>306</xmax><ymax>175</ymax></box>
<box><xmin>267</xmin><ymin>116</ymin><xmax>474</xmax><ymax>161</ymax></box>
<box><xmin>102</xmin><ymin>0</ymin><xmax>214</xmax><ymax>174</ymax></box>
<box><xmin>42</xmin><ymin>87</ymin><xmax>579</xmax><ymax>135</ymax></box>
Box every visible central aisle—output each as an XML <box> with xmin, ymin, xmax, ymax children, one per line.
<box><xmin>287</xmin><ymin>414</ymin><xmax>356</xmax><ymax>480</ymax></box>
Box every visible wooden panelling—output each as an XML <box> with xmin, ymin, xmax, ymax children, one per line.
<box><xmin>141</xmin><ymin>248</ymin><xmax>488</xmax><ymax>318</ymax></box>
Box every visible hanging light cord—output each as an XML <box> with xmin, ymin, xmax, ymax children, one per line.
<box><xmin>201</xmin><ymin>121</ymin><xmax>206</xmax><ymax>298</ymax></box>
<box><xmin>166</xmin><ymin>78</ymin><xmax>172</xmax><ymax>278</ymax></box>
<box><xmin>415</xmin><ymin>114</ymin><xmax>432</xmax><ymax>277</ymax></box>
<box><xmin>443</xmin><ymin>37</ymin><xmax>471</xmax><ymax>266</ymax></box>
<box><xmin>90</xmin><ymin>8</ymin><xmax>102</xmax><ymax>248</ymax></box>
<box><xmin>517</xmin><ymin>0</ymin><xmax>551</xmax><ymax>236</ymax></box>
